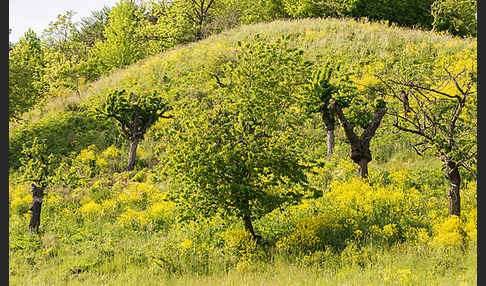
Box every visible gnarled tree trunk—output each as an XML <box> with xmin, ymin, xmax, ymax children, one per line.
<box><xmin>29</xmin><ymin>184</ymin><xmax>44</xmax><ymax>233</ymax></box>
<box><xmin>330</xmin><ymin>99</ymin><xmax>386</xmax><ymax>179</ymax></box>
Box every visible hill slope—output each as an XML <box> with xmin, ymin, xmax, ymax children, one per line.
<box><xmin>9</xmin><ymin>17</ymin><xmax>475</xmax><ymax>170</ymax></box>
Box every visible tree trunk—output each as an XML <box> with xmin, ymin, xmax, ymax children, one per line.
<box><xmin>242</xmin><ymin>214</ymin><xmax>256</xmax><ymax>240</ymax></box>
<box><xmin>29</xmin><ymin>184</ymin><xmax>44</xmax><ymax>233</ymax></box>
<box><xmin>127</xmin><ymin>137</ymin><xmax>139</xmax><ymax>171</ymax></box>
<box><xmin>326</xmin><ymin>129</ymin><xmax>335</xmax><ymax>161</ymax></box>
<box><xmin>358</xmin><ymin>158</ymin><xmax>369</xmax><ymax>179</ymax></box>
<box><xmin>447</xmin><ymin>165</ymin><xmax>461</xmax><ymax>216</ymax></box>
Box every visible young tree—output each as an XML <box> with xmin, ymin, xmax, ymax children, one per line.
<box><xmin>18</xmin><ymin>137</ymin><xmax>55</xmax><ymax>233</ymax></box>
<box><xmin>186</xmin><ymin>0</ymin><xmax>216</xmax><ymax>40</ymax></box>
<box><xmin>93</xmin><ymin>0</ymin><xmax>146</xmax><ymax>73</ymax></box>
<box><xmin>161</xmin><ymin>36</ymin><xmax>312</xmax><ymax>241</ymax></box>
<box><xmin>385</xmin><ymin>65</ymin><xmax>476</xmax><ymax>216</ymax></box>
<box><xmin>96</xmin><ymin>89</ymin><xmax>171</xmax><ymax>171</ymax></box>
<box><xmin>9</xmin><ymin>29</ymin><xmax>46</xmax><ymax>121</ymax></box>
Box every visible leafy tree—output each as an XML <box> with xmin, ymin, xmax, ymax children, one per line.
<box><xmin>93</xmin><ymin>0</ymin><xmax>146</xmax><ymax>73</ymax></box>
<box><xmin>385</xmin><ymin>63</ymin><xmax>476</xmax><ymax>216</ymax></box>
<box><xmin>18</xmin><ymin>137</ymin><xmax>55</xmax><ymax>233</ymax></box>
<box><xmin>161</xmin><ymin>35</ymin><xmax>312</xmax><ymax>240</ymax></box>
<box><xmin>96</xmin><ymin>89</ymin><xmax>171</xmax><ymax>171</ymax></box>
<box><xmin>42</xmin><ymin>10</ymin><xmax>90</xmax><ymax>97</ymax></box>
<box><xmin>9</xmin><ymin>29</ymin><xmax>46</xmax><ymax>121</ymax></box>
<box><xmin>76</xmin><ymin>6</ymin><xmax>112</xmax><ymax>47</ymax></box>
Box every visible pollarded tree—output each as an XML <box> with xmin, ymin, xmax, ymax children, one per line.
<box><xmin>18</xmin><ymin>137</ymin><xmax>55</xmax><ymax>233</ymax></box>
<box><xmin>301</xmin><ymin>63</ymin><xmax>339</xmax><ymax>161</ymax></box>
<box><xmin>310</xmin><ymin>64</ymin><xmax>387</xmax><ymax>179</ymax></box>
<box><xmin>385</xmin><ymin>63</ymin><xmax>476</xmax><ymax>216</ymax></box>
<box><xmin>161</xmin><ymin>35</ymin><xmax>312</xmax><ymax>241</ymax></box>
<box><xmin>96</xmin><ymin>89</ymin><xmax>171</xmax><ymax>171</ymax></box>
<box><xmin>329</xmin><ymin>96</ymin><xmax>387</xmax><ymax>179</ymax></box>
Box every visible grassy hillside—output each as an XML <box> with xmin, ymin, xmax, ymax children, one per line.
<box><xmin>9</xmin><ymin>18</ymin><xmax>476</xmax><ymax>285</ymax></box>
<box><xmin>9</xmin><ymin>17</ymin><xmax>474</xmax><ymax>170</ymax></box>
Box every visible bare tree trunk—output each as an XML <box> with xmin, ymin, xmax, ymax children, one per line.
<box><xmin>127</xmin><ymin>137</ymin><xmax>139</xmax><ymax>171</ymax></box>
<box><xmin>242</xmin><ymin>214</ymin><xmax>256</xmax><ymax>239</ymax></box>
<box><xmin>445</xmin><ymin>162</ymin><xmax>461</xmax><ymax>216</ymax></box>
<box><xmin>241</xmin><ymin>198</ymin><xmax>259</xmax><ymax>242</ymax></box>
<box><xmin>322</xmin><ymin>106</ymin><xmax>335</xmax><ymax>161</ymax></box>
<box><xmin>29</xmin><ymin>184</ymin><xmax>44</xmax><ymax>233</ymax></box>
<box><xmin>326</xmin><ymin>129</ymin><xmax>335</xmax><ymax>161</ymax></box>
<box><xmin>358</xmin><ymin>158</ymin><xmax>369</xmax><ymax>179</ymax></box>
<box><xmin>330</xmin><ymin>99</ymin><xmax>385</xmax><ymax>179</ymax></box>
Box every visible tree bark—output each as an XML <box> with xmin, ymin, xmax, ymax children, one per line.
<box><xmin>127</xmin><ymin>137</ymin><xmax>139</xmax><ymax>171</ymax></box>
<box><xmin>29</xmin><ymin>184</ymin><xmax>44</xmax><ymax>233</ymax></box>
<box><xmin>321</xmin><ymin>106</ymin><xmax>335</xmax><ymax>161</ymax></box>
<box><xmin>326</xmin><ymin>129</ymin><xmax>335</xmax><ymax>161</ymax></box>
<box><xmin>358</xmin><ymin>158</ymin><xmax>369</xmax><ymax>179</ymax></box>
<box><xmin>445</xmin><ymin>161</ymin><xmax>461</xmax><ymax>216</ymax></box>
<box><xmin>242</xmin><ymin>213</ymin><xmax>256</xmax><ymax>240</ymax></box>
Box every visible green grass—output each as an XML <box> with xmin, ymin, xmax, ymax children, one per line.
<box><xmin>9</xmin><ymin>241</ymin><xmax>476</xmax><ymax>286</ymax></box>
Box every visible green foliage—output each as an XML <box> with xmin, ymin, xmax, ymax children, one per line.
<box><xmin>431</xmin><ymin>0</ymin><xmax>477</xmax><ymax>37</ymax></box>
<box><xmin>96</xmin><ymin>89</ymin><xmax>171</xmax><ymax>142</ymax></box>
<box><xmin>349</xmin><ymin>0</ymin><xmax>435</xmax><ymax>29</ymax></box>
<box><xmin>93</xmin><ymin>0</ymin><xmax>147</xmax><ymax>73</ymax></box>
<box><xmin>283</xmin><ymin>0</ymin><xmax>357</xmax><ymax>18</ymax></box>
<box><xmin>9</xmin><ymin>29</ymin><xmax>46</xmax><ymax>121</ymax></box>
<box><xmin>18</xmin><ymin>137</ymin><xmax>56</xmax><ymax>188</ymax></box>
<box><xmin>9</xmin><ymin>111</ymin><xmax>117</xmax><ymax>170</ymax></box>
<box><xmin>161</xmin><ymin>35</ymin><xmax>312</xmax><ymax>222</ymax></box>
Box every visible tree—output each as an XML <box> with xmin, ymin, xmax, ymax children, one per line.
<box><xmin>186</xmin><ymin>0</ymin><xmax>216</xmax><ymax>40</ymax></box>
<box><xmin>385</xmin><ymin>65</ymin><xmax>476</xmax><ymax>216</ymax></box>
<box><xmin>93</xmin><ymin>0</ymin><xmax>146</xmax><ymax>73</ymax></box>
<box><xmin>161</xmin><ymin>35</ymin><xmax>312</xmax><ymax>240</ymax></box>
<box><xmin>306</xmin><ymin>64</ymin><xmax>387</xmax><ymax>178</ymax></box>
<box><xmin>42</xmin><ymin>10</ymin><xmax>89</xmax><ymax>97</ymax></box>
<box><xmin>96</xmin><ymin>89</ymin><xmax>171</xmax><ymax>171</ymax></box>
<box><xmin>9</xmin><ymin>29</ymin><xmax>46</xmax><ymax>121</ymax></box>
<box><xmin>301</xmin><ymin>64</ymin><xmax>339</xmax><ymax>161</ymax></box>
<box><xmin>18</xmin><ymin>137</ymin><xmax>55</xmax><ymax>233</ymax></box>
<box><xmin>76</xmin><ymin>6</ymin><xmax>112</xmax><ymax>47</ymax></box>
<box><xmin>330</xmin><ymin>97</ymin><xmax>387</xmax><ymax>178</ymax></box>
